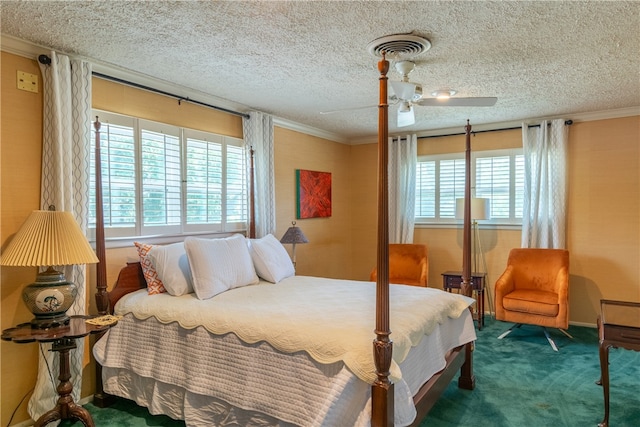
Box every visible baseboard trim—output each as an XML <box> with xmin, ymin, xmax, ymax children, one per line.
<box><xmin>480</xmin><ymin>311</ymin><xmax>597</xmax><ymax>329</ymax></box>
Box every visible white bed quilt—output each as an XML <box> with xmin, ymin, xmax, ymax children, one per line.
<box><xmin>113</xmin><ymin>275</ymin><xmax>474</xmax><ymax>384</ymax></box>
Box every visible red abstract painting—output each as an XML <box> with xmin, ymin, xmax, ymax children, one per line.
<box><xmin>296</xmin><ymin>169</ymin><xmax>332</xmax><ymax>219</ymax></box>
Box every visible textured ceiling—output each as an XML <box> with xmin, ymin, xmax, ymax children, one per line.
<box><xmin>1</xmin><ymin>1</ymin><xmax>639</xmax><ymax>142</ymax></box>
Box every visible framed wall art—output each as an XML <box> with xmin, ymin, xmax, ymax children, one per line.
<box><xmin>296</xmin><ymin>169</ymin><xmax>332</xmax><ymax>219</ymax></box>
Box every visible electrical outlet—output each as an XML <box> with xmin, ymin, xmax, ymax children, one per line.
<box><xmin>17</xmin><ymin>71</ymin><xmax>38</xmax><ymax>93</ymax></box>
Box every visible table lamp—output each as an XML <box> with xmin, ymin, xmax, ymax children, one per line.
<box><xmin>280</xmin><ymin>221</ymin><xmax>309</xmax><ymax>267</ymax></box>
<box><xmin>1</xmin><ymin>206</ymin><xmax>99</xmax><ymax>329</ymax></box>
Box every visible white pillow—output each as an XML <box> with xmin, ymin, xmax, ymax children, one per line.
<box><xmin>185</xmin><ymin>234</ymin><xmax>259</xmax><ymax>300</ymax></box>
<box><xmin>146</xmin><ymin>242</ymin><xmax>194</xmax><ymax>296</ymax></box>
<box><xmin>249</xmin><ymin>234</ymin><xmax>295</xmax><ymax>283</ymax></box>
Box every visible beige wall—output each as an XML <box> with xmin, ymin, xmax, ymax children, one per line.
<box><xmin>274</xmin><ymin>127</ymin><xmax>352</xmax><ymax>279</ymax></box>
<box><xmin>2</xmin><ymin>49</ymin><xmax>639</xmax><ymax>425</ymax></box>
<box><xmin>1</xmin><ymin>51</ymin><xmax>44</xmax><ymax>426</ymax></box>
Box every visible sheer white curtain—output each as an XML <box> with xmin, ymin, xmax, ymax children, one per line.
<box><xmin>521</xmin><ymin>119</ymin><xmax>568</xmax><ymax>249</ymax></box>
<box><xmin>388</xmin><ymin>134</ymin><xmax>417</xmax><ymax>243</ymax></box>
<box><xmin>33</xmin><ymin>52</ymin><xmax>92</xmax><ymax>421</ymax></box>
<box><xmin>243</xmin><ymin>111</ymin><xmax>276</xmax><ymax>237</ymax></box>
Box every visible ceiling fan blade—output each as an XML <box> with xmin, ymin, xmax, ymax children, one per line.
<box><xmin>415</xmin><ymin>97</ymin><xmax>498</xmax><ymax>107</ymax></box>
<box><xmin>397</xmin><ymin>106</ymin><xmax>415</xmax><ymax>127</ymax></box>
<box><xmin>320</xmin><ymin>104</ymin><xmax>377</xmax><ymax>114</ymax></box>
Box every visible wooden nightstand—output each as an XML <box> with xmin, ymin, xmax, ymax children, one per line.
<box><xmin>596</xmin><ymin>299</ymin><xmax>640</xmax><ymax>427</ymax></box>
<box><xmin>441</xmin><ymin>271</ymin><xmax>486</xmax><ymax>330</ymax></box>
<box><xmin>2</xmin><ymin>315</ymin><xmax>116</xmax><ymax>427</ymax></box>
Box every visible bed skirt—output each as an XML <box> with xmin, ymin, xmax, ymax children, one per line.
<box><xmin>94</xmin><ymin>310</ymin><xmax>475</xmax><ymax>426</ymax></box>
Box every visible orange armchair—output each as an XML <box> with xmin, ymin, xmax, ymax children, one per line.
<box><xmin>495</xmin><ymin>248</ymin><xmax>571</xmax><ymax>350</ymax></box>
<box><xmin>370</xmin><ymin>244</ymin><xmax>428</xmax><ymax>287</ymax></box>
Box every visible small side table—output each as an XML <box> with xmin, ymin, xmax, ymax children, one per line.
<box><xmin>2</xmin><ymin>315</ymin><xmax>115</xmax><ymax>427</ymax></box>
<box><xmin>597</xmin><ymin>299</ymin><xmax>640</xmax><ymax>427</ymax></box>
<box><xmin>442</xmin><ymin>271</ymin><xmax>486</xmax><ymax>330</ymax></box>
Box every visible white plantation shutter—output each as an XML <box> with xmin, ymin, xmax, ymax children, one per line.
<box><xmin>140</xmin><ymin>120</ymin><xmax>181</xmax><ymax>234</ymax></box>
<box><xmin>90</xmin><ymin>115</ymin><xmax>137</xmax><ymax>236</ymax></box>
<box><xmin>415</xmin><ymin>160</ymin><xmax>435</xmax><ymax>217</ymax></box>
<box><xmin>185</xmin><ymin>133</ymin><xmax>223</xmax><ymax>227</ymax></box>
<box><xmin>415</xmin><ymin>149</ymin><xmax>523</xmax><ymax>224</ymax></box>
<box><xmin>91</xmin><ymin>110</ymin><xmax>247</xmax><ymax>238</ymax></box>
<box><xmin>439</xmin><ymin>158</ymin><xmax>466</xmax><ymax>218</ymax></box>
<box><xmin>475</xmin><ymin>154</ymin><xmax>524</xmax><ymax>220</ymax></box>
<box><xmin>226</xmin><ymin>141</ymin><xmax>247</xmax><ymax>224</ymax></box>
<box><xmin>184</xmin><ymin>130</ymin><xmax>247</xmax><ymax>233</ymax></box>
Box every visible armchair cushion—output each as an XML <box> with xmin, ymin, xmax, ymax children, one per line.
<box><xmin>503</xmin><ymin>289</ymin><xmax>560</xmax><ymax>317</ymax></box>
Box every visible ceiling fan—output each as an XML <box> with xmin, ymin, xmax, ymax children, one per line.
<box><xmin>387</xmin><ymin>60</ymin><xmax>497</xmax><ymax>127</ymax></box>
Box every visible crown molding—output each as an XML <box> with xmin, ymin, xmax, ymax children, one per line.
<box><xmin>272</xmin><ymin>117</ymin><xmax>348</xmax><ymax>144</ymax></box>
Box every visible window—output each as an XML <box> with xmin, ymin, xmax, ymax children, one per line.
<box><xmin>89</xmin><ymin>111</ymin><xmax>247</xmax><ymax>240</ymax></box>
<box><xmin>415</xmin><ymin>149</ymin><xmax>523</xmax><ymax>225</ymax></box>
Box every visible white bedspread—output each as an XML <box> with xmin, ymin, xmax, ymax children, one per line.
<box><xmin>114</xmin><ymin>275</ymin><xmax>475</xmax><ymax>384</ymax></box>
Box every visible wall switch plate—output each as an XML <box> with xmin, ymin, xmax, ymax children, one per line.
<box><xmin>17</xmin><ymin>71</ymin><xmax>38</xmax><ymax>93</ymax></box>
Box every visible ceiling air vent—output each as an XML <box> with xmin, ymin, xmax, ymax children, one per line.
<box><xmin>367</xmin><ymin>34</ymin><xmax>431</xmax><ymax>58</ymax></box>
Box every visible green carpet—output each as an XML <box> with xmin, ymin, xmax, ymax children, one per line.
<box><xmin>62</xmin><ymin>318</ymin><xmax>639</xmax><ymax>426</ymax></box>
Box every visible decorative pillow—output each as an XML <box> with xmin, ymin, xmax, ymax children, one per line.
<box><xmin>134</xmin><ymin>242</ymin><xmax>166</xmax><ymax>295</ymax></box>
<box><xmin>146</xmin><ymin>242</ymin><xmax>194</xmax><ymax>296</ymax></box>
<box><xmin>249</xmin><ymin>234</ymin><xmax>295</xmax><ymax>283</ymax></box>
<box><xmin>185</xmin><ymin>234</ymin><xmax>259</xmax><ymax>300</ymax></box>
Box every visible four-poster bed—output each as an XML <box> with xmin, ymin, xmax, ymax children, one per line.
<box><xmin>92</xmin><ymin>54</ymin><xmax>476</xmax><ymax>426</ymax></box>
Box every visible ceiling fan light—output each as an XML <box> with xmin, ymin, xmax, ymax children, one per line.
<box><xmin>432</xmin><ymin>89</ymin><xmax>457</xmax><ymax>99</ymax></box>
<box><xmin>398</xmin><ymin>101</ymin><xmax>411</xmax><ymax>113</ymax></box>
<box><xmin>397</xmin><ymin>106</ymin><xmax>415</xmax><ymax>127</ymax></box>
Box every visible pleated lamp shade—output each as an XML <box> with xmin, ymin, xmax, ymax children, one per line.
<box><xmin>1</xmin><ymin>209</ymin><xmax>99</xmax><ymax>266</ymax></box>
<box><xmin>1</xmin><ymin>208</ymin><xmax>98</xmax><ymax>328</ymax></box>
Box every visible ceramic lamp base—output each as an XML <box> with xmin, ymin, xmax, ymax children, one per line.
<box><xmin>22</xmin><ymin>267</ymin><xmax>77</xmax><ymax>329</ymax></box>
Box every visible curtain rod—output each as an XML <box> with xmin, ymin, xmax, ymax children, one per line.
<box><xmin>92</xmin><ymin>71</ymin><xmax>250</xmax><ymax>119</ymax></box>
<box><xmin>37</xmin><ymin>53</ymin><xmax>249</xmax><ymax>119</ymax></box>
<box><xmin>417</xmin><ymin>119</ymin><xmax>573</xmax><ymax>139</ymax></box>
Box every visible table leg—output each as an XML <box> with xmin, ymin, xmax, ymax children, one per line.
<box><xmin>598</xmin><ymin>341</ymin><xmax>610</xmax><ymax>427</ymax></box>
<box><xmin>478</xmin><ymin>288</ymin><xmax>484</xmax><ymax>330</ymax></box>
<box><xmin>34</xmin><ymin>339</ymin><xmax>95</xmax><ymax>427</ymax></box>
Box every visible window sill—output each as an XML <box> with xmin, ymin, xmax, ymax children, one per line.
<box><xmin>414</xmin><ymin>222</ymin><xmax>522</xmax><ymax>231</ymax></box>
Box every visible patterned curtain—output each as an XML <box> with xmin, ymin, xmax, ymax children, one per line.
<box><xmin>388</xmin><ymin>134</ymin><xmax>417</xmax><ymax>243</ymax></box>
<box><xmin>521</xmin><ymin>119</ymin><xmax>568</xmax><ymax>249</ymax></box>
<box><xmin>242</xmin><ymin>111</ymin><xmax>276</xmax><ymax>238</ymax></box>
<box><xmin>32</xmin><ymin>52</ymin><xmax>92</xmax><ymax>421</ymax></box>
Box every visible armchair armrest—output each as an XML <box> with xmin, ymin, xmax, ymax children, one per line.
<box><xmin>495</xmin><ymin>266</ymin><xmax>516</xmax><ymax>302</ymax></box>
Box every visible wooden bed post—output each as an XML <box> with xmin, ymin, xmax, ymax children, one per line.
<box><xmin>461</xmin><ymin>120</ymin><xmax>473</xmax><ymax>298</ymax></box>
<box><xmin>372</xmin><ymin>53</ymin><xmax>394</xmax><ymax>427</ymax></box>
<box><xmin>94</xmin><ymin>117</ymin><xmax>109</xmax><ymax>315</ymax></box>
<box><xmin>93</xmin><ymin>117</ymin><xmax>115</xmax><ymax>407</ymax></box>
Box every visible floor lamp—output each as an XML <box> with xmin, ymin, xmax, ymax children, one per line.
<box><xmin>456</xmin><ymin>197</ymin><xmax>493</xmax><ymax>316</ymax></box>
